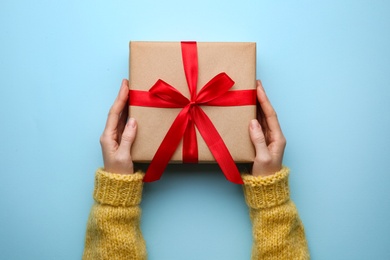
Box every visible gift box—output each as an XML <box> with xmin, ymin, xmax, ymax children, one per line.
<box><xmin>129</xmin><ymin>41</ymin><xmax>256</xmax><ymax>183</ymax></box>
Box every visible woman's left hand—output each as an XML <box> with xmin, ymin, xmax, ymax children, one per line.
<box><xmin>249</xmin><ymin>80</ymin><xmax>287</xmax><ymax>177</ymax></box>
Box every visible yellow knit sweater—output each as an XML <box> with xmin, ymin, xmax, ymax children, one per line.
<box><xmin>83</xmin><ymin>167</ymin><xmax>309</xmax><ymax>259</ymax></box>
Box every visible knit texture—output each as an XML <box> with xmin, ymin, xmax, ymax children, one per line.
<box><xmin>83</xmin><ymin>169</ymin><xmax>147</xmax><ymax>260</ymax></box>
<box><xmin>93</xmin><ymin>168</ymin><xmax>144</xmax><ymax>207</ymax></box>
<box><xmin>242</xmin><ymin>166</ymin><xmax>290</xmax><ymax>209</ymax></box>
<box><xmin>83</xmin><ymin>167</ymin><xmax>309</xmax><ymax>259</ymax></box>
<box><xmin>242</xmin><ymin>167</ymin><xmax>310</xmax><ymax>259</ymax></box>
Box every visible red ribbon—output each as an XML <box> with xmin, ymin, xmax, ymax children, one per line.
<box><xmin>129</xmin><ymin>42</ymin><xmax>256</xmax><ymax>184</ymax></box>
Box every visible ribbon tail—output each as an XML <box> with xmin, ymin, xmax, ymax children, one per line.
<box><xmin>144</xmin><ymin>107</ymin><xmax>190</xmax><ymax>182</ymax></box>
<box><xmin>183</xmin><ymin>116</ymin><xmax>198</xmax><ymax>163</ymax></box>
<box><xmin>192</xmin><ymin>107</ymin><xmax>243</xmax><ymax>184</ymax></box>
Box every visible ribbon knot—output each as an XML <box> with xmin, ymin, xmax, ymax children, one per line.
<box><xmin>129</xmin><ymin>42</ymin><xmax>256</xmax><ymax>184</ymax></box>
<box><xmin>189</xmin><ymin>101</ymin><xmax>196</xmax><ymax>107</ymax></box>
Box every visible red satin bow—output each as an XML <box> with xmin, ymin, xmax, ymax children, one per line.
<box><xmin>129</xmin><ymin>42</ymin><xmax>256</xmax><ymax>184</ymax></box>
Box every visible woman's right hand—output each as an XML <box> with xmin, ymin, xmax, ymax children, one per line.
<box><xmin>100</xmin><ymin>79</ymin><xmax>137</xmax><ymax>175</ymax></box>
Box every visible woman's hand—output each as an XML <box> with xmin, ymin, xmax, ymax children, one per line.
<box><xmin>100</xmin><ymin>79</ymin><xmax>137</xmax><ymax>174</ymax></box>
<box><xmin>249</xmin><ymin>80</ymin><xmax>286</xmax><ymax>177</ymax></box>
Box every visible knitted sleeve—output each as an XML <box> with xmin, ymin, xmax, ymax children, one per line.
<box><xmin>82</xmin><ymin>169</ymin><xmax>147</xmax><ymax>260</ymax></box>
<box><xmin>242</xmin><ymin>167</ymin><xmax>310</xmax><ymax>260</ymax></box>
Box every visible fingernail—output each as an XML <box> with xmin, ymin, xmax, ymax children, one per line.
<box><xmin>122</xmin><ymin>79</ymin><xmax>129</xmax><ymax>88</ymax></box>
<box><xmin>128</xmin><ymin>118</ymin><xmax>136</xmax><ymax>128</ymax></box>
<box><xmin>257</xmin><ymin>80</ymin><xmax>264</xmax><ymax>90</ymax></box>
<box><xmin>250</xmin><ymin>119</ymin><xmax>260</xmax><ymax>130</ymax></box>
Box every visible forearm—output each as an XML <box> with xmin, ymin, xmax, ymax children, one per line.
<box><xmin>242</xmin><ymin>167</ymin><xmax>309</xmax><ymax>260</ymax></box>
<box><xmin>83</xmin><ymin>169</ymin><xmax>147</xmax><ymax>260</ymax></box>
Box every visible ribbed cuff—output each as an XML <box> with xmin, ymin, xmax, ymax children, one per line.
<box><xmin>242</xmin><ymin>167</ymin><xmax>290</xmax><ymax>209</ymax></box>
<box><xmin>93</xmin><ymin>168</ymin><xmax>144</xmax><ymax>207</ymax></box>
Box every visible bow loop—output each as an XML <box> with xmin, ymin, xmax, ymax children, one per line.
<box><xmin>150</xmin><ymin>79</ymin><xmax>189</xmax><ymax>107</ymax></box>
<box><xmin>196</xmin><ymin>73</ymin><xmax>235</xmax><ymax>104</ymax></box>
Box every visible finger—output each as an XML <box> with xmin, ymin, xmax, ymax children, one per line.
<box><xmin>249</xmin><ymin>119</ymin><xmax>269</xmax><ymax>156</ymax></box>
<box><xmin>103</xmin><ymin>79</ymin><xmax>129</xmax><ymax>137</ymax></box>
<box><xmin>117</xmin><ymin>102</ymin><xmax>129</xmax><ymax>142</ymax></box>
<box><xmin>257</xmin><ymin>103</ymin><xmax>269</xmax><ymax>143</ymax></box>
<box><xmin>256</xmin><ymin>80</ymin><xmax>284</xmax><ymax>140</ymax></box>
<box><xmin>118</xmin><ymin>117</ymin><xmax>137</xmax><ymax>155</ymax></box>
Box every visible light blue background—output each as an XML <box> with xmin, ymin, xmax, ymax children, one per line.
<box><xmin>1</xmin><ymin>0</ymin><xmax>389</xmax><ymax>259</ymax></box>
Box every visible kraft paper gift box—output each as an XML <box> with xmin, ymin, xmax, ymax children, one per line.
<box><xmin>128</xmin><ymin>41</ymin><xmax>256</xmax><ymax>181</ymax></box>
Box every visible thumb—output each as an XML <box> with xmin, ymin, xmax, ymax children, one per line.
<box><xmin>118</xmin><ymin>118</ymin><xmax>137</xmax><ymax>154</ymax></box>
<box><xmin>249</xmin><ymin>119</ymin><xmax>269</xmax><ymax>156</ymax></box>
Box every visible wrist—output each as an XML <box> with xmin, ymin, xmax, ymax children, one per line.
<box><xmin>251</xmin><ymin>164</ymin><xmax>282</xmax><ymax>177</ymax></box>
<box><xmin>103</xmin><ymin>163</ymin><xmax>134</xmax><ymax>175</ymax></box>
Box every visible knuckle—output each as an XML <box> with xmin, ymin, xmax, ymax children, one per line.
<box><xmin>100</xmin><ymin>133</ymin><xmax>113</xmax><ymax>147</ymax></box>
<box><xmin>99</xmin><ymin>135</ymin><xmax>107</xmax><ymax>145</ymax></box>
<box><xmin>254</xmin><ymin>134</ymin><xmax>266</xmax><ymax>145</ymax></box>
<box><xmin>114</xmin><ymin>153</ymin><xmax>130</xmax><ymax>164</ymax></box>
<box><xmin>255</xmin><ymin>154</ymin><xmax>273</xmax><ymax>165</ymax></box>
<box><xmin>107</xmin><ymin>110</ymin><xmax>114</xmax><ymax>119</ymax></box>
<box><xmin>267</xmin><ymin>110</ymin><xmax>277</xmax><ymax>119</ymax></box>
<box><xmin>121</xmin><ymin>132</ymin><xmax>135</xmax><ymax>143</ymax></box>
<box><xmin>108</xmin><ymin>106</ymin><xmax>118</xmax><ymax>118</ymax></box>
<box><xmin>280</xmin><ymin>136</ymin><xmax>287</xmax><ymax>147</ymax></box>
<box><xmin>251</xmin><ymin>130</ymin><xmax>266</xmax><ymax>144</ymax></box>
